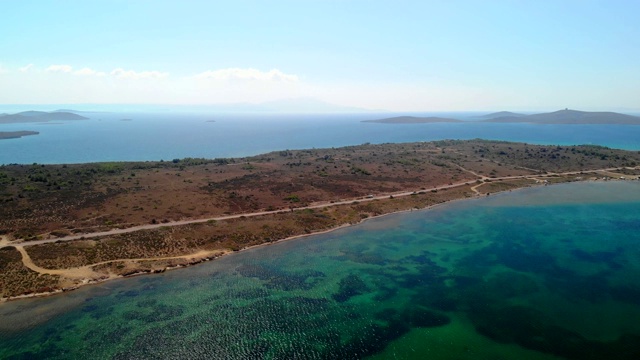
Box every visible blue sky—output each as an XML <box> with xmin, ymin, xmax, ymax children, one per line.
<box><xmin>1</xmin><ymin>0</ymin><xmax>639</xmax><ymax>111</ymax></box>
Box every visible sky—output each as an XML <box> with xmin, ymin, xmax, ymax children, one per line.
<box><xmin>1</xmin><ymin>0</ymin><xmax>639</xmax><ymax>112</ymax></box>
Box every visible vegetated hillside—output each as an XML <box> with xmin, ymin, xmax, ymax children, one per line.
<box><xmin>0</xmin><ymin>111</ymin><xmax>88</xmax><ymax>124</ymax></box>
<box><xmin>435</xmin><ymin>139</ymin><xmax>640</xmax><ymax>173</ymax></box>
<box><xmin>362</xmin><ymin>116</ymin><xmax>462</xmax><ymax>123</ymax></box>
<box><xmin>482</xmin><ymin>109</ymin><xmax>640</xmax><ymax>124</ymax></box>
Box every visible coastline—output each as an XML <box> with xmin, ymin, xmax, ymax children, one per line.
<box><xmin>2</xmin><ymin>138</ymin><xmax>639</xmax><ymax>303</ymax></box>
<box><xmin>0</xmin><ymin>178</ymin><xmax>573</xmax><ymax>303</ymax></box>
<box><xmin>3</xmin><ymin>177</ymin><xmax>639</xmax><ymax>304</ymax></box>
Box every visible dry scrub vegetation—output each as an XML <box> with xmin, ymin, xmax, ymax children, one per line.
<box><xmin>0</xmin><ymin>247</ymin><xmax>60</xmax><ymax>297</ymax></box>
<box><xmin>1</xmin><ymin>140</ymin><xmax>639</xmax><ymax>299</ymax></box>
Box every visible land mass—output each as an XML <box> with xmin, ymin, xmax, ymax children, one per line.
<box><xmin>0</xmin><ymin>111</ymin><xmax>88</xmax><ymax>124</ymax></box>
<box><xmin>1</xmin><ymin>139</ymin><xmax>640</xmax><ymax>300</ymax></box>
<box><xmin>362</xmin><ymin>116</ymin><xmax>462</xmax><ymax>123</ymax></box>
<box><xmin>481</xmin><ymin>109</ymin><xmax>640</xmax><ymax>124</ymax></box>
<box><xmin>477</xmin><ymin>111</ymin><xmax>527</xmax><ymax>119</ymax></box>
<box><xmin>0</xmin><ymin>131</ymin><xmax>39</xmax><ymax>140</ymax></box>
<box><xmin>364</xmin><ymin>110</ymin><xmax>640</xmax><ymax>125</ymax></box>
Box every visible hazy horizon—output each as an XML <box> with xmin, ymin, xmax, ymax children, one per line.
<box><xmin>1</xmin><ymin>102</ymin><xmax>640</xmax><ymax>117</ymax></box>
<box><xmin>1</xmin><ymin>1</ymin><xmax>639</xmax><ymax>112</ymax></box>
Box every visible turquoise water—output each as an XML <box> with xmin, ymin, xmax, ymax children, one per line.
<box><xmin>1</xmin><ymin>181</ymin><xmax>640</xmax><ymax>359</ymax></box>
<box><xmin>2</xmin><ymin>112</ymin><xmax>640</xmax><ymax>164</ymax></box>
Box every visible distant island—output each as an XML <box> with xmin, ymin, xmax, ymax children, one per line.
<box><xmin>364</xmin><ymin>109</ymin><xmax>640</xmax><ymax>125</ymax></box>
<box><xmin>480</xmin><ymin>109</ymin><xmax>640</xmax><ymax>125</ymax></box>
<box><xmin>0</xmin><ymin>131</ymin><xmax>39</xmax><ymax>140</ymax></box>
<box><xmin>0</xmin><ymin>111</ymin><xmax>88</xmax><ymax>124</ymax></box>
<box><xmin>476</xmin><ymin>111</ymin><xmax>527</xmax><ymax>119</ymax></box>
<box><xmin>362</xmin><ymin>116</ymin><xmax>462</xmax><ymax>124</ymax></box>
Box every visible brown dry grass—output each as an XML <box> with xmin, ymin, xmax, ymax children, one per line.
<box><xmin>0</xmin><ymin>247</ymin><xmax>60</xmax><ymax>297</ymax></box>
<box><xmin>2</xmin><ymin>140</ymin><xmax>639</xmax><ymax>299</ymax></box>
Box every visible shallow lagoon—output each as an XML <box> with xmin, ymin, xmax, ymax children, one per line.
<box><xmin>1</xmin><ymin>181</ymin><xmax>640</xmax><ymax>359</ymax></box>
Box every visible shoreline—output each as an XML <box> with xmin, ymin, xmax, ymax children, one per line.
<box><xmin>2</xmin><ymin>164</ymin><xmax>637</xmax><ymax>303</ymax></box>
<box><xmin>0</xmin><ymin>179</ymin><xmax>554</xmax><ymax>303</ymax></box>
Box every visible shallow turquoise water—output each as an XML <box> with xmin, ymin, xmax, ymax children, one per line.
<box><xmin>1</xmin><ymin>181</ymin><xmax>640</xmax><ymax>359</ymax></box>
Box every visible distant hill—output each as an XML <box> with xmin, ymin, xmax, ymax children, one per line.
<box><xmin>482</xmin><ymin>109</ymin><xmax>640</xmax><ymax>125</ymax></box>
<box><xmin>478</xmin><ymin>111</ymin><xmax>527</xmax><ymax>119</ymax></box>
<box><xmin>0</xmin><ymin>111</ymin><xmax>88</xmax><ymax>124</ymax></box>
<box><xmin>362</xmin><ymin>116</ymin><xmax>463</xmax><ymax>124</ymax></box>
<box><xmin>0</xmin><ymin>131</ymin><xmax>39</xmax><ymax>140</ymax></box>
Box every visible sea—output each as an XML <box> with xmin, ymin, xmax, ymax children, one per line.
<box><xmin>1</xmin><ymin>112</ymin><xmax>640</xmax><ymax>359</ymax></box>
<box><xmin>1</xmin><ymin>112</ymin><xmax>640</xmax><ymax>164</ymax></box>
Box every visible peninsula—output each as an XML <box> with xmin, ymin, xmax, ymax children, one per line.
<box><xmin>1</xmin><ymin>139</ymin><xmax>639</xmax><ymax>300</ymax></box>
<box><xmin>0</xmin><ymin>131</ymin><xmax>39</xmax><ymax>140</ymax></box>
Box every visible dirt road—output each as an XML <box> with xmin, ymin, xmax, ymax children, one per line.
<box><xmin>3</xmin><ymin>166</ymin><xmax>634</xmax><ymax>249</ymax></box>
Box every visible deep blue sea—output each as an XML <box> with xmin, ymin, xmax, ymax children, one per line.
<box><xmin>1</xmin><ymin>112</ymin><xmax>640</xmax><ymax>164</ymax></box>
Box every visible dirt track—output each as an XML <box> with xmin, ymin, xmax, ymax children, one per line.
<box><xmin>4</xmin><ymin>165</ymin><xmax>633</xmax><ymax>249</ymax></box>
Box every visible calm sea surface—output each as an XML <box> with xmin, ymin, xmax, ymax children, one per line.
<box><xmin>1</xmin><ymin>112</ymin><xmax>640</xmax><ymax>164</ymax></box>
<box><xmin>2</xmin><ymin>113</ymin><xmax>640</xmax><ymax>358</ymax></box>
<box><xmin>1</xmin><ymin>181</ymin><xmax>640</xmax><ymax>359</ymax></box>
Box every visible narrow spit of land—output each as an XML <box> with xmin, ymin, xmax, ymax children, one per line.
<box><xmin>1</xmin><ymin>139</ymin><xmax>640</xmax><ymax>300</ymax></box>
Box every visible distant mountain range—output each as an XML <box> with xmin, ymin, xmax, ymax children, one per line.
<box><xmin>362</xmin><ymin>116</ymin><xmax>462</xmax><ymax>124</ymax></box>
<box><xmin>0</xmin><ymin>111</ymin><xmax>88</xmax><ymax>124</ymax></box>
<box><xmin>365</xmin><ymin>109</ymin><xmax>640</xmax><ymax>125</ymax></box>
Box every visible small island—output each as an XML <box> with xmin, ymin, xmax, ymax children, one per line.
<box><xmin>0</xmin><ymin>131</ymin><xmax>39</xmax><ymax>140</ymax></box>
